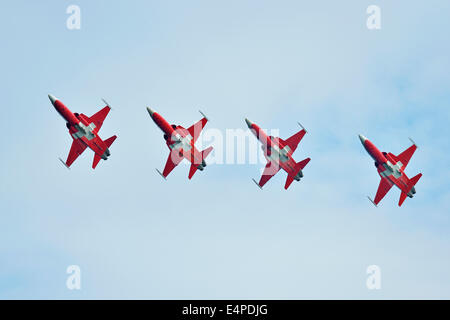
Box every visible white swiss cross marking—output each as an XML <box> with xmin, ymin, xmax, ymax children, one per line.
<box><xmin>170</xmin><ymin>134</ymin><xmax>193</xmax><ymax>152</ymax></box>
<box><xmin>380</xmin><ymin>161</ymin><xmax>403</xmax><ymax>179</ymax></box>
<box><xmin>71</xmin><ymin>122</ymin><xmax>96</xmax><ymax>141</ymax></box>
<box><xmin>267</xmin><ymin>144</ymin><xmax>289</xmax><ymax>164</ymax></box>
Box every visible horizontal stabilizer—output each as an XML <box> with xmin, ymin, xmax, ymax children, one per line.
<box><xmin>188</xmin><ymin>164</ymin><xmax>198</xmax><ymax>180</ymax></box>
<box><xmin>284</xmin><ymin>158</ymin><xmax>311</xmax><ymax>190</ymax></box>
<box><xmin>297</xmin><ymin>157</ymin><xmax>311</xmax><ymax>171</ymax></box>
<box><xmin>104</xmin><ymin>135</ymin><xmax>117</xmax><ymax>148</ymax></box>
<box><xmin>399</xmin><ymin>173</ymin><xmax>422</xmax><ymax>206</ymax></box>
<box><xmin>284</xmin><ymin>175</ymin><xmax>295</xmax><ymax>190</ymax></box>
<box><xmin>92</xmin><ymin>153</ymin><xmax>102</xmax><ymax>169</ymax></box>
<box><xmin>399</xmin><ymin>192</ymin><xmax>408</xmax><ymax>207</ymax></box>
<box><xmin>201</xmin><ymin>146</ymin><xmax>213</xmax><ymax>161</ymax></box>
<box><xmin>409</xmin><ymin>173</ymin><xmax>422</xmax><ymax>189</ymax></box>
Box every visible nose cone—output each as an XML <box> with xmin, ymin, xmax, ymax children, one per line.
<box><xmin>359</xmin><ymin>134</ymin><xmax>367</xmax><ymax>145</ymax></box>
<box><xmin>146</xmin><ymin>107</ymin><xmax>155</xmax><ymax>117</ymax></box>
<box><xmin>245</xmin><ymin>118</ymin><xmax>253</xmax><ymax>128</ymax></box>
<box><xmin>48</xmin><ymin>94</ymin><xmax>57</xmax><ymax>105</ymax></box>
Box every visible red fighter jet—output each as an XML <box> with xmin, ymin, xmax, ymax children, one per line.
<box><xmin>49</xmin><ymin>94</ymin><xmax>117</xmax><ymax>169</ymax></box>
<box><xmin>245</xmin><ymin>119</ymin><xmax>311</xmax><ymax>190</ymax></box>
<box><xmin>147</xmin><ymin>107</ymin><xmax>213</xmax><ymax>179</ymax></box>
<box><xmin>359</xmin><ymin>134</ymin><xmax>422</xmax><ymax>206</ymax></box>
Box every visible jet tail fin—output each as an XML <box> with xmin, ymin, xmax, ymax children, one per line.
<box><xmin>297</xmin><ymin>157</ymin><xmax>311</xmax><ymax>171</ymax></box>
<box><xmin>188</xmin><ymin>147</ymin><xmax>213</xmax><ymax>180</ymax></box>
<box><xmin>104</xmin><ymin>135</ymin><xmax>117</xmax><ymax>148</ymax></box>
<box><xmin>188</xmin><ymin>164</ymin><xmax>199</xmax><ymax>180</ymax></box>
<box><xmin>399</xmin><ymin>192</ymin><xmax>408</xmax><ymax>207</ymax></box>
<box><xmin>201</xmin><ymin>146</ymin><xmax>213</xmax><ymax>161</ymax></box>
<box><xmin>284</xmin><ymin>175</ymin><xmax>295</xmax><ymax>190</ymax></box>
<box><xmin>399</xmin><ymin>173</ymin><xmax>422</xmax><ymax>206</ymax></box>
<box><xmin>284</xmin><ymin>158</ymin><xmax>311</xmax><ymax>190</ymax></box>
<box><xmin>59</xmin><ymin>157</ymin><xmax>70</xmax><ymax>170</ymax></box>
<box><xmin>409</xmin><ymin>173</ymin><xmax>422</xmax><ymax>189</ymax></box>
<box><xmin>92</xmin><ymin>135</ymin><xmax>116</xmax><ymax>169</ymax></box>
<box><xmin>92</xmin><ymin>154</ymin><xmax>102</xmax><ymax>169</ymax></box>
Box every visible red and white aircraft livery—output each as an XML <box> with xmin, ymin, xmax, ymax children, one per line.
<box><xmin>359</xmin><ymin>134</ymin><xmax>422</xmax><ymax>207</ymax></box>
<box><xmin>147</xmin><ymin>107</ymin><xmax>213</xmax><ymax>180</ymax></box>
<box><xmin>49</xmin><ymin>94</ymin><xmax>117</xmax><ymax>169</ymax></box>
<box><xmin>246</xmin><ymin>119</ymin><xmax>311</xmax><ymax>190</ymax></box>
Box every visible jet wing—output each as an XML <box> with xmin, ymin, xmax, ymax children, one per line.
<box><xmin>88</xmin><ymin>106</ymin><xmax>111</xmax><ymax>133</ymax></box>
<box><xmin>283</xmin><ymin>129</ymin><xmax>307</xmax><ymax>154</ymax></box>
<box><xmin>161</xmin><ymin>149</ymin><xmax>184</xmax><ymax>178</ymax></box>
<box><xmin>65</xmin><ymin>139</ymin><xmax>87</xmax><ymax>167</ymax></box>
<box><xmin>257</xmin><ymin>161</ymin><xmax>281</xmax><ymax>188</ymax></box>
<box><xmin>187</xmin><ymin>117</ymin><xmax>208</xmax><ymax>143</ymax></box>
<box><xmin>373</xmin><ymin>178</ymin><xmax>394</xmax><ymax>205</ymax></box>
<box><xmin>396</xmin><ymin>144</ymin><xmax>417</xmax><ymax>169</ymax></box>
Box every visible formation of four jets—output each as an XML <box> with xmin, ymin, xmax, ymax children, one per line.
<box><xmin>48</xmin><ymin>94</ymin><xmax>422</xmax><ymax>207</ymax></box>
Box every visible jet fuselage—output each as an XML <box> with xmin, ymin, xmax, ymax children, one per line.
<box><xmin>49</xmin><ymin>94</ymin><xmax>110</xmax><ymax>160</ymax></box>
<box><xmin>359</xmin><ymin>134</ymin><xmax>414</xmax><ymax>198</ymax></box>
<box><xmin>147</xmin><ymin>108</ymin><xmax>205</xmax><ymax>169</ymax></box>
<box><xmin>249</xmin><ymin>121</ymin><xmax>302</xmax><ymax>180</ymax></box>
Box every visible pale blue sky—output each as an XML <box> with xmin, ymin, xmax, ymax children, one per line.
<box><xmin>0</xmin><ymin>0</ymin><xmax>449</xmax><ymax>299</ymax></box>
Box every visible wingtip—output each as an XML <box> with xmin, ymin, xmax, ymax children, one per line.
<box><xmin>156</xmin><ymin>168</ymin><xmax>167</xmax><ymax>180</ymax></box>
<box><xmin>398</xmin><ymin>193</ymin><xmax>408</xmax><ymax>207</ymax></box>
<box><xmin>252</xmin><ymin>178</ymin><xmax>263</xmax><ymax>190</ymax></box>
<box><xmin>367</xmin><ymin>196</ymin><xmax>378</xmax><ymax>207</ymax></box>
<box><xmin>297</xmin><ymin>122</ymin><xmax>307</xmax><ymax>132</ymax></box>
<box><xmin>102</xmin><ymin>98</ymin><xmax>112</xmax><ymax>109</ymax></box>
<box><xmin>199</xmin><ymin>110</ymin><xmax>208</xmax><ymax>121</ymax></box>
<box><xmin>58</xmin><ymin>157</ymin><xmax>70</xmax><ymax>170</ymax></box>
<box><xmin>408</xmin><ymin>137</ymin><xmax>418</xmax><ymax>147</ymax></box>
